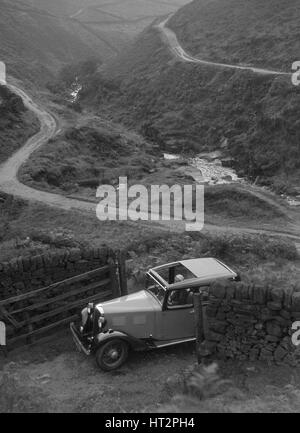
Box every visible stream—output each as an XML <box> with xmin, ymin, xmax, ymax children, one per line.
<box><xmin>164</xmin><ymin>151</ymin><xmax>242</xmax><ymax>186</ymax></box>
<box><xmin>164</xmin><ymin>152</ymin><xmax>300</xmax><ymax>207</ymax></box>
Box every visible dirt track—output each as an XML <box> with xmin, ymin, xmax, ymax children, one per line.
<box><xmin>157</xmin><ymin>15</ymin><xmax>292</xmax><ymax>76</ymax></box>
<box><xmin>1</xmin><ymin>332</ymin><xmax>195</xmax><ymax>412</ymax></box>
<box><xmin>0</xmin><ymin>83</ymin><xmax>99</xmax><ymax>213</ymax></box>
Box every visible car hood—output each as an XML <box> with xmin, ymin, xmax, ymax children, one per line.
<box><xmin>95</xmin><ymin>290</ymin><xmax>161</xmax><ymax>315</ymax></box>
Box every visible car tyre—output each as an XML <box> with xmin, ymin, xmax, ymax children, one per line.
<box><xmin>95</xmin><ymin>339</ymin><xmax>129</xmax><ymax>371</ymax></box>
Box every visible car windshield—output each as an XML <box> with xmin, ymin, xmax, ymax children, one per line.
<box><xmin>145</xmin><ymin>274</ymin><xmax>166</xmax><ymax>304</ymax></box>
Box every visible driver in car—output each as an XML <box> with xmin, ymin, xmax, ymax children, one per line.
<box><xmin>169</xmin><ymin>274</ymin><xmax>190</xmax><ymax>306</ymax></box>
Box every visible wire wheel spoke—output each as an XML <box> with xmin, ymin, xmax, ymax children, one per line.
<box><xmin>103</xmin><ymin>343</ymin><xmax>122</xmax><ymax>365</ymax></box>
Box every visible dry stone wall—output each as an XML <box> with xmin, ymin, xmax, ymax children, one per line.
<box><xmin>0</xmin><ymin>246</ymin><xmax>113</xmax><ymax>300</ymax></box>
<box><xmin>202</xmin><ymin>280</ymin><xmax>300</xmax><ymax>366</ymax></box>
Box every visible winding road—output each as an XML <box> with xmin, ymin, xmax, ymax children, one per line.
<box><xmin>0</xmin><ymin>83</ymin><xmax>97</xmax><ymax>214</ymax></box>
<box><xmin>0</xmin><ymin>17</ymin><xmax>299</xmax><ymax>248</ymax></box>
<box><xmin>157</xmin><ymin>15</ymin><xmax>292</xmax><ymax>76</ymax></box>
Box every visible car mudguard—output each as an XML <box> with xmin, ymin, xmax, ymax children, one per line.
<box><xmin>93</xmin><ymin>330</ymin><xmax>148</xmax><ymax>352</ymax></box>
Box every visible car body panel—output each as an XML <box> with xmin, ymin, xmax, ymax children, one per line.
<box><xmin>96</xmin><ymin>290</ymin><xmax>161</xmax><ymax>339</ymax></box>
<box><xmin>95</xmin><ymin>329</ymin><xmax>148</xmax><ymax>351</ymax></box>
<box><xmin>158</xmin><ymin>307</ymin><xmax>195</xmax><ymax>340</ymax></box>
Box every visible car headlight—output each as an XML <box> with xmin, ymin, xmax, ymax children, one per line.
<box><xmin>98</xmin><ymin>316</ymin><xmax>105</xmax><ymax>329</ymax></box>
<box><xmin>80</xmin><ymin>303</ymin><xmax>95</xmax><ymax>332</ymax></box>
<box><xmin>81</xmin><ymin>307</ymin><xmax>88</xmax><ymax>327</ymax></box>
<box><xmin>97</xmin><ymin>305</ymin><xmax>106</xmax><ymax>330</ymax></box>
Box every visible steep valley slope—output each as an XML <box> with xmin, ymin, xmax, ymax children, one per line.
<box><xmin>76</xmin><ymin>0</ymin><xmax>300</xmax><ymax>193</ymax></box>
<box><xmin>168</xmin><ymin>0</ymin><xmax>300</xmax><ymax>71</ymax></box>
<box><xmin>0</xmin><ymin>0</ymin><xmax>100</xmax><ymax>86</ymax></box>
<box><xmin>0</xmin><ymin>85</ymin><xmax>40</xmax><ymax>163</ymax></box>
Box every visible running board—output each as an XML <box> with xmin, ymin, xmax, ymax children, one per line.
<box><xmin>152</xmin><ymin>337</ymin><xmax>196</xmax><ymax>349</ymax></box>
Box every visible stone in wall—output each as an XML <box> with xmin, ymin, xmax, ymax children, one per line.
<box><xmin>0</xmin><ymin>246</ymin><xmax>113</xmax><ymax>300</ymax></box>
<box><xmin>202</xmin><ymin>281</ymin><xmax>300</xmax><ymax>366</ymax></box>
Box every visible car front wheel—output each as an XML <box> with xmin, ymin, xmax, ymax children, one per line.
<box><xmin>95</xmin><ymin>339</ymin><xmax>129</xmax><ymax>371</ymax></box>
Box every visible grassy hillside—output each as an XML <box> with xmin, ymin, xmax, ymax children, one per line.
<box><xmin>23</xmin><ymin>0</ymin><xmax>96</xmax><ymax>15</ymax></box>
<box><xmin>75</xmin><ymin>1</ymin><xmax>300</xmax><ymax>192</ymax></box>
<box><xmin>168</xmin><ymin>0</ymin><xmax>300</xmax><ymax>71</ymax></box>
<box><xmin>0</xmin><ymin>0</ymin><xmax>191</xmax><ymax>87</ymax></box>
<box><xmin>18</xmin><ymin>109</ymin><xmax>286</xmax><ymax>227</ymax></box>
<box><xmin>0</xmin><ymin>0</ymin><xmax>97</xmax><ymax>85</ymax></box>
<box><xmin>0</xmin><ymin>85</ymin><xmax>39</xmax><ymax>163</ymax></box>
<box><xmin>25</xmin><ymin>0</ymin><xmax>189</xmax><ymax>17</ymax></box>
<box><xmin>19</xmin><ymin>116</ymin><xmax>159</xmax><ymax>194</ymax></box>
<box><xmin>20</xmin><ymin>0</ymin><xmax>190</xmax><ymax>70</ymax></box>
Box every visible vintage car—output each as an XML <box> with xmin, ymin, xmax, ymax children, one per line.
<box><xmin>70</xmin><ymin>257</ymin><xmax>240</xmax><ymax>371</ymax></box>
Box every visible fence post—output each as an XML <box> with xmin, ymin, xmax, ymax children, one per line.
<box><xmin>24</xmin><ymin>311</ymin><xmax>34</xmax><ymax>345</ymax></box>
<box><xmin>193</xmin><ymin>291</ymin><xmax>205</xmax><ymax>364</ymax></box>
<box><xmin>117</xmin><ymin>250</ymin><xmax>128</xmax><ymax>296</ymax></box>
<box><xmin>108</xmin><ymin>257</ymin><xmax>121</xmax><ymax>298</ymax></box>
<box><xmin>0</xmin><ymin>321</ymin><xmax>7</xmax><ymax>357</ymax></box>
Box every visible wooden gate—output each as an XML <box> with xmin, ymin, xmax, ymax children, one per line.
<box><xmin>0</xmin><ymin>254</ymin><xmax>127</xmax><ymax>349</ymax></box>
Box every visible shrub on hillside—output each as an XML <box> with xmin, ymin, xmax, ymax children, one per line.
<box><xmin>0</xmin><ymin>86</ymin><xmax>39</xmax><ymax>163</ymax></box>
<box><xmin>129</xmin><ymin>232</ymin><xmax>298</xmax><ymax>264</ymax></box>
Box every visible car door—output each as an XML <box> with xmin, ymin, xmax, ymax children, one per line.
<box><xmin>158</xmin><ymin>289</ymin><xmax>195</xmax><ymax>341</ymax></box>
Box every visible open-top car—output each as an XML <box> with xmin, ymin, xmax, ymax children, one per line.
<box><xmin>70</xmin><ymin>257</ymin><xmax>240</xmax><ymax>371</ymax></box>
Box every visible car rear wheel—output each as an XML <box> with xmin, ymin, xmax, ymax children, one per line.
<box><xmin>95</xmin><ymin>339</ymin><xmax>129</xmax><ymax>371</ymax></box>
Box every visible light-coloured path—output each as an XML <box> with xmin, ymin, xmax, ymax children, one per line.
<box><xmin>156</xmin><ymin>15</ymin><xmax>291</xmax><ymax>76</ymax></box>
<box><xmin>0</xmin><ymin>83</ymin><xmax>97</xmax><ymax>214</ymax></box>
